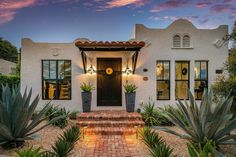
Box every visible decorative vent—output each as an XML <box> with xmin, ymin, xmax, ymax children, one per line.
<box><xmin>183</xmin><ymin>35</ymin><xmax>190</xmax><ymax>48</ymax></box>
<box><xmin>173</xmin><ymin>35</ymin><xmax>181</xmax><ymax>48</ymax></box>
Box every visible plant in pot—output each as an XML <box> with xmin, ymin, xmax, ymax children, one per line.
<box><xmin>80</xmin><ymin>83</ymin><xmax>95</xmax><ymax>112</ymax></box>
<box><xmin>124</xmin><ymin>83</ymin><xmax>138</xmax><ymax>112</ymax></box>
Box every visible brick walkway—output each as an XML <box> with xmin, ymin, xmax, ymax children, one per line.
<box><xmin>78</xmin><ymin>134</ymin><xmax>146</xmax><ymax>157</ymax></box>
<box><xmin>76</xmin><ymin>111</ymin><xmax>147</xmax><ymax>157</ymax></box>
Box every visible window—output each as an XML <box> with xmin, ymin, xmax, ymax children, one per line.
<box><xmin>173</xmin><ymin>35</ymin><xmax>181</xmax><ymax>48</ymax></box>
<box><xmin>194</xmin><ymin>61</ymin><xmax>208</xmax><ymax>100</ymax></box>
<box><xmin>42</xmin><ymin>60</ymin><xmax>71</xmax><ymax>100</ymax></box>
<box><xmin>175</xmin><ymin>61</ymin><xmax>189</xmax><ymax>100</ymax></box>
<box><xmin>183</xmin><ymin>35</ymin><xmax>190</xmax><ymax>48</ymax></box>
<box><xmin>156</xmin><ymin>61</ymin><xmax>170</xmax><ymax>100</ymax></box>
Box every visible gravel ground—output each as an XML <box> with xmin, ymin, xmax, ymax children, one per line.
<box><xmin>0</xmin><ymin>122</ymin><xmax>235</xmax><ymax>157</ymax></box>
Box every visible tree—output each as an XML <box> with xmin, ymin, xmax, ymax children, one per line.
<box><xmin>0</xmin><ymin>38</ymin><xmax>18</xmax><ymax>63</ymax></box>
<box><xmin>212</xmin><ymin>21</ymin><xmax>236</xmax><ymax>116</ymax></box>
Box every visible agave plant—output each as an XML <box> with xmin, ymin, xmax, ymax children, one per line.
<box><xmin>140</xmin><ymin>100</ymin><xmax>160</xmax><ymax>126</ymax></box>
<box><xmin>60</xmin><ymin>125</ymin><xmax>81</xmax><ymax>144</ymax></box>
<box><xmin>123</xmin><ymin>83</ymin><xmax>138</xmax><ymax>93</ymax></box>
<box><xmin>187</xmin><ymin>140</ymin><xmax>225</xmax><ymax>157</ymax></box>
<box><xmin>80</xmin><ymin>83</ymin><xmax>95</xmax><ymax>92</ymax></box>
<box><xmin>45</xmin><ymin>106</ymin><xmax>69</xmax><ymax>128</ymax></box>
<box><xmin>156</xmin><ymin>89</ymin><xmax>236</xmax><ymax>147</ymax></box>
<box><xmin>0</xmin><ymin>84</ymin><xmax>64</xmax><ymax>148</ymax></box>
<box><xmin>139</xmin><ymin>127</ymin><xmax>174</xmax><ymax>157</ymax></box>
<box><xmin>41</xmin><ymin>125</ymin><xmax>81</xmax><ymax>157</ymax></box>
<box><xmin>16</xmin><ymin>146</ymin><xmax>43</xmax><ymax>157</ymax></box>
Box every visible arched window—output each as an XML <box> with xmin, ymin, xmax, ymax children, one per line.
<box><xmin>173</xmin><ymin>35</ymin><xmax>181</xmax><ymax>48</ymax></box>
<box><xmin>183</xmin><ymin>35</ymin><xmax>190</xmax><ymax>48</ymax></box>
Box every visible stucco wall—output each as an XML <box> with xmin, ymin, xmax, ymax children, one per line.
<box><xmin>21</xmin><ymin>39</ymin><xmax>133</xmax><ymax>111</ymax></box>
<box><xmin>21</xmin><ymin>19</ymin><xmax>229</xmax><ymax>111</ymax></box>
<box><xmin>132</xmin><ymin>19</ymin><xmax>228</xmax><ymax>107</ymax></box>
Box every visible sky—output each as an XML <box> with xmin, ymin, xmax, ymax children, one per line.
<box><xmin>0</xmin><ymin>0</ymin><xmax>235</xmax><ymax>48</ymax></box>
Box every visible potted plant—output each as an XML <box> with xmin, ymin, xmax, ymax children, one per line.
<box><xmin>124</xmin><ymin>83</ymin><xmax>138</xmax><ymax>112</ymax></box>
<box><xmin>80</xmin><ymin>83</ymin><xmax>95</xmax><ymax>112</ymax></box>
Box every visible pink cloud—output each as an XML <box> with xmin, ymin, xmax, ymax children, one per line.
<box><xmin>101</xmin><ymin>0</ymin><xmax>148</xmax><ymax>9</ymax></box>
<box><xmin>0</xmin><ymin>11</ymin><xmax>16</xmax><ymax>24</ymax></box>
<box><xmin>150</xmin><ymin>0</ymin><xmax>189</xmax><ymax>13</ymax></box>
<box><xmin>0</xmin><ymin>0</ymin><xmax>37</xmax><ymax>24</ymax></box>
<box><xmin>0</xmin><ymin>0</ymin><xmax>82</xmax><ymax>25</ymax></box>
<box><xmin>0</xmin><ymin>0</ymin><xmax>37</xmax><ymax>9</ymax></box>
<box><xmin>195</xmin><ymin>2</ymin><xmax>212</xmax><ymax>9</ymax></box>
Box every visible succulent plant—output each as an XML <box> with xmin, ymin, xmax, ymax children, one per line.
<box><xmin>80</xmin><ymin>83</ymin><xmax>95</xmax><ymax>92</ymax></box>
<box><xmin>0</xmin><ymin>84</ymin><xmax>64</xmax><ymax>148</ymax></box>
<box><xmin>139</xmin><ymin>127</ymin><xmax>174</xmax><ymax>157</ymax></box>
<box><xmin>123</xmin><ymin>83</ymin><xmax>138</xmax><ymax>93</ymax></box>
<box><xmin>40</xmin><ymin>125</ymin><xmax>81</xmax><ymax>157</ymax></box>
<box><xmin>156</xmin><ymin>89</ymin><xmax>236</xmax><ymax>147</ymax></box>
<box><xmin>16</xmin><ymin>146</ymin><xmax>43</xmax><ymax>157</ymax></box>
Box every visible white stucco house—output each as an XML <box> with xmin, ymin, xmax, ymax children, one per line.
<box><xmin>20</xmin><ymin>19</ymin><xmax>229</xmax><ymax>111</ymax></box>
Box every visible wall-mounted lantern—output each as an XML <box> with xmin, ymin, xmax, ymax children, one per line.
<box><xmin>87</xmin><ymin>64</ymin><xmax>96</xmax><ymax>75</ymax></box>
<box><xmin>123</xmin><ymin>67</ymin><xmax>132</xmax><ymax>75</ymax></box>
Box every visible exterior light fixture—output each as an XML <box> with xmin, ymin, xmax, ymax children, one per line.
<box><xmin>87</xmin><ymin>64</ymin><xmax>96</xmax><ymax>74</ymax></box>
<box><xmin>123</xmin><ymin>67</ymin><xmax>132</xmax><ymax>75</ymax></box>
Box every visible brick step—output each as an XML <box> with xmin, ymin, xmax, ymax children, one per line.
<box><xmin>77</xmin><ymin>120</ymin><xmax>145</xmax><ymax>127</ymax></box>
<box><xmin>82</xmin><ymin>127</ymin><xmax>143</xmax><ymax>135</ymax></box>
<box><xmin>78</xmin><ymin>111</ymin><xmax>143</xmax><ymax>121</ymax></box>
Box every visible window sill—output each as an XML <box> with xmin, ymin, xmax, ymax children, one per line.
<box><xmin>171</xmin><ymin>47</ymin><xmax>194</xmax><ymax>49</ymax></box>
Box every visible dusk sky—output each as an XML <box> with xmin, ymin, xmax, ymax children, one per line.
<box><xmin>0</xmin><ymin>0</ymin><xmax>236</xmax><ymax>48</ymax></box>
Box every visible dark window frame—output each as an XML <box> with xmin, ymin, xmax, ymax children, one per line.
<box><xmin>156</xmin><ymin>60</ymin><xmax>171</xmax><ymax>100</ymax></box>
<box><xmin>42</xmin><ymin>60</ymin><xmax>72</xmax><ymax>100</ymax></box>
<box><xmin>175</xmin><ymin>61</ymin><xmax>190</xmax><ymax>100</ymax></box>
<box><xmin>194</xmin><ymin>60</ymin><xmax>208</xmax><ymax>100</ymax></box>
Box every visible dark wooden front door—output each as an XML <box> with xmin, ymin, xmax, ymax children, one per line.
<box><xmin>97</xmin><ymin>58</ymin><xmax>122</xmax><ymax>106</ymax></box>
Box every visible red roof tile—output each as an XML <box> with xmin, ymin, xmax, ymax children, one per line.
<box><xmin>75</xmin><ymin>40</ymin><xmax>145</xmax><ymax>48</ymax></box>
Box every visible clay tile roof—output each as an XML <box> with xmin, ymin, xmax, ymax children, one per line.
<box><xmin>75</xmin><ymin>40</ymin><xmax>145</xmax><ymax>48</ymax></box>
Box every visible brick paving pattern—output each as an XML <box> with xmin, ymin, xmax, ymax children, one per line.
<box><xmin>76</xmin><ymin>110</ymin><xmax>147</xmax><ymax>157</ymax></box>
<box><xmin>80</xmin><ymin>134</ymin><xmax>142</xmax><ymax>157</ymax></box>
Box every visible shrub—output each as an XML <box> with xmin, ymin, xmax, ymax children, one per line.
<box><xmin>139</xmin><ymin>127</ymin><xmax>174</xmax><ymax>157</ymax></box>
<box><xmin>0</xmin><ymin>85</ymin><xmax>64</xmax><ymax>149</ymax></box>
<box><xmin>140</xmin><ymin>99</ymin><xmax>173</xmax><ymax>126</ymax></box>
<box><xmin>16</xmin><ymin>126</ymin><xmax>81</xmax><ymax>157</ymax></box>
<box><xmin>0</xmin><ymin>75</ymin><xmax>20</xmax><ymax>97</ymax></box>
<box><xmin>156</xmin><ymin>89</ymin><xmax>236</xmax><ymax>148</ymax></box>
<box><xmin>80</xmin><ymin>83</ymin><xmax>95</xmax><ymax>92</ymax></box>
<box><xmin>187</xmin><ymin>140</ymin><xmax>224</xmax><ymax>157</ymax></box>
<box><xmin>45</xmin><ymin>106</ymin><xmax>69</xmax><ymax>128</ymax></box>
<box><xmin>212</xmin><ymin>76</ymin><xmax>236</xmax><ymax>116</ymax></box>
<box><xmin>68</xmin><ymin>111</ymin><xmax>80</xmax><ymax>120</ymax></box>
<box><xmin>123</xmin><ymin>83</ymin><xmax>138</xmax><ymax>93</ymax></box>
<box><xmin>16</xmin><ymin>146</ymin><xmax>42</xmax><ymax>157</ymax></box>
<box><xmin>41</xmin><ymin>125</ymin><xmax>81</xmax><ymax>157</ymax></box>
<box><xmin>212</xmin><ymin>48</ymin><xmax>236</xmax><ymax>117</ymax></box>
<box><xmin>140</xmin><ymin>100</ymin><xmax>159</xmax><ymax>126</ymax></box>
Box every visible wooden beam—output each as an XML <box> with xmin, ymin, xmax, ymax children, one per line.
<box><xmin>132</xmin><ymin>50</ymin><xmax>139</xmax><ymax>74</ymax></box>
<box><xmin>81</xmin><ymin>51</ymin><xmax>87</xmax><ymax>74</ymax></box>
